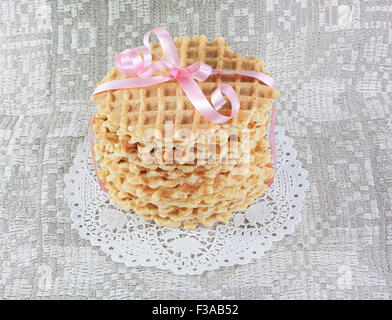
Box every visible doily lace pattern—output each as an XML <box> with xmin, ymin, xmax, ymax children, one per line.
<box><xmin>64</xmin><ymin>126</ymin><xmax>308</xmax><ymax>275</ymax></box>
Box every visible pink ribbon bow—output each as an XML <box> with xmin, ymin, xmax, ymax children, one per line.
<box><xmin>92</xmin><ymin>27</ymin><xmax>278</xmax><ymax>187</ymax></box>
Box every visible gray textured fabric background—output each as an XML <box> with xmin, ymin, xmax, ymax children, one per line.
<box><xmin>1</xmin><ymin>0</ymin><xmax>391</xmax><ymax>299</ymax></box>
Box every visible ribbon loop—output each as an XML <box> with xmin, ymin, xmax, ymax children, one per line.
<box><xmin>143</xmin><ymin>27</ymin><xmax>181</xmax><ymax>67</ymax></box>
<box><xmin>211</xmin><ymin>84</ymin><xmax>239</xmax><ymax>115</ymax></box>
<box><xmin>115</xmin><ymin>46</ymin><xmax>152</xmax><ymax>76</ymax></box>
<box><xmin>185</xmin><ymin>62</ymin><xmax>212</xmax><ymax>81</ymax></box>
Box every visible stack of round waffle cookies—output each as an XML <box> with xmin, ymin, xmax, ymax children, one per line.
<box><xmin>92</xmin><ymin>35</ymin><xmax>279</xmax><ymax>229</ymax></box>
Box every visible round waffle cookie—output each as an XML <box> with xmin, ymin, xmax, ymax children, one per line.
<box><xmin>102</xmin><ymin>167</ymin><xmax>271</xmax><ymax>229</ymax></box>
<box><xmin>93</xmin><ymin>122</ymin><xmax>270</xmax><ymax>172</ymax></box>
<box><xmin>96</xmin><ymin>137</ymin><xmax>272</xmax><ymax>188</ymax></box>
<box><xmin>103</xmin><ymin>173</ymin><xmax>271</xmax><ymax>229</ymax></box>
<box><xmin>98</xmin><ymin>144</ymin><xmax>272</xmax><ymax>200</ymax></box>
<box><xmin>91</xmin><ymin>34</ymin><xmax>279</xmax><ymax>229</ymax></box>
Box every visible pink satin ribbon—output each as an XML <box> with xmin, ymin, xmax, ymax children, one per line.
<box><xmin>91</xmin><ymin>27</ymin><xmax>278</xmax><ymax>189</ymax></box>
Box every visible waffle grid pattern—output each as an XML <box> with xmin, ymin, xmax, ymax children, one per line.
<box><xmin>92</xmin><ymin>35</ymin><xmax>279</xmax><ymax>141</ymax></box>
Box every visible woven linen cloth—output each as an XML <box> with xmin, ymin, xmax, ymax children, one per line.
<box><xmin>0</xmin><ymin>0</ymin><xmax>391</xmax><ymax>300</ymax></box>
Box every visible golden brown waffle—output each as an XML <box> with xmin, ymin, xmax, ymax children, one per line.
<box><xmin>101</xmin><ymin>165</ymin><xmax>272</xmax><ymax>205</ymax></box>
<box><xmin>92</xmin><ymin>114</ymin><xmax>270</xmax><ymax>150</ymax></box>
<box><xmin>99</xmin><ymin>153</ymin><xmax>272</xmax><ymax>199</ymax></box>
<box><xmin>104</xmin><ymin>170</ymin><xmax>270</xmax><ymax>229</ymax></box>
<box><xmin>92</xmin><ymin>35</ymin><xmax>279</xmax><ymax>143</ymax></box>
<box><xmin>93</xmin><ymin>122</ymin><xmax>270</xmax><ymax>172</ymax></box>
<box><xmin>91</xmin><ymin>33</ymin><xmax>279</xmax><ymax>229</ymax></box>
<box><xmin>97</xmin><ymin>154</ymin><xmax>271</xmax><ymax>189</ymax></box>
<box><xmin>96</xmin><ymin>137</ymin><xmax>272</xmax><ymax>188</ymax></box>
<box><xmin>97</xmin><ymin>138</ymin><xmax>273</xmax><ymax>210</ymax></box>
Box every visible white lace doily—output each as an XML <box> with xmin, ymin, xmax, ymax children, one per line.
<box><xmin>64</xmin><ymin>126</ymin><xmax>308</xmax><ymax>275</ymax></box>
